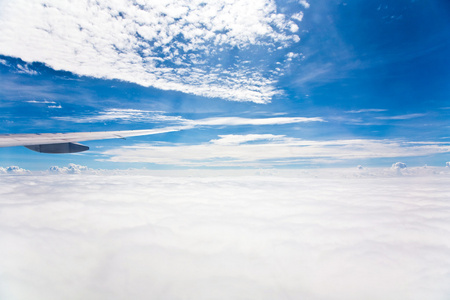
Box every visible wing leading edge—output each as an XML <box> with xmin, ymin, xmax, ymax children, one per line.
<box><xmin>0</xmin><ymin>126</ymin><xmax>189</xmax><ymax>154</ymax></box>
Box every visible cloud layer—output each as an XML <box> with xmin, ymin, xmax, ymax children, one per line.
<box><xmin>102</xmin><ymin>134</ymin><xmax>450</xmax><ymax>167</ymax></box>
<box><xmin>0</xmin><ymin>0</ymin><xmax>305</xmax><ymax>103</ymax></box>
<box><xmin>1</xmin><ymin>171</ymin><xmax>450</xmax><ymax>300</ymax></box>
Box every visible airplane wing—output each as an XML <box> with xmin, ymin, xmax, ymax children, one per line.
<box><xmin>0</xmin><ymin>126</ymin><xmax>189</xmax><ymax>153</ymax></box>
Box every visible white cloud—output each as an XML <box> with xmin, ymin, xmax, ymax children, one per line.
<box><xmin>285</xmin><ymin>52</ymin><xmax>301</xmax><ymax>63</ymax></box>
<box><xmin>102</xmin><ymin>135</ymin><xmax>450</xmax><ymax>167</ymax></box>
<box><xmin>299</xmin><ymin>0</ymin><xmax>310</xmax><ymax>9</ymax></box>
<box><xmin>0</xmin><ymin>59</ymin><xmax>39</xmax><ymax>74</ymax></box>
<box><xmin>289</xmin><ymin>22</ymin><xmax>299</xmax><ymax>32</ymax></box>
<box><xmin>189</xmin><ymin>116</ymin><xmax>324</xmax><ymax>126</ymax></box>
<box><xmin>210</xmin><ymin>134</ymin><xmax>283</xmax><ymax>145</ymax></box>
<box><xmin>0</xmin><ymin>166</ymin><xmax>30</xmax><ymax>174</ymax></box>
<box><xmin>392</xmin><ymin>162</ymin><xmax>407</xmax><ymax>169</ymax></box>
<box><xmin>376</xmin><ymin>113</ymin><xmax>426</xmax><ymax>120</ymax></box>
<box><xmin>0</xmin><ymin>0</ymin><xmax>304</xmax><ymax>103</ymax></box>
<box><xmin>54</xmin><ymin>109</ymin><xmax>324</xmax><ymax>126</ymax></box>
<box><xmin>346</xmin><ymin>109</ymin><xmax>387</xmax><ymax>113</ymax></box>
<box><xmin>291</xmin><ymin>12</ymin><xmax>304</xmax><ymax>22</ymax></box>
<box><xmin>54</xmin><ymin>109</ymin><xmax>182</xmax><ymax>123</ymax></box>
<box><xmin>48</xmin><ymin>164</ymin><xmax>94</xmax><ymax>174</ymax></box>
<box><xmin>0</xmin><ymin>171</ymin><xmax>450</xmax><ymax>300</ymax></box>
<box><xmin>26</xmin><ymin>100</ymin><xmax>57</xmax><ymax>104</ymax></box>
<box><xmin>26</xmin><ymin>99</ymin><xmax>62</xmax><ymax>108</ymax></box>
<box><xmin>16</xmin><ymin>63</ymin><xmax>38</xmax><ymax>75</ymax></box>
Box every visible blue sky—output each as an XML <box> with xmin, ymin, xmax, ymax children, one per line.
<box><xmin>1</xmin><ymin>0</ymin><xmax>450</xmax><ymax>170</ymax></box>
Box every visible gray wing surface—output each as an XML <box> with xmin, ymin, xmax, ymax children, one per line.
<box><xmin>0</xmin><ymin>126</ymin><xmax>188</xmax><ymax>153</ymax></box>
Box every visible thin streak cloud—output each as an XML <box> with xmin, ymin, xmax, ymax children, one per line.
<box><xmin>54</xmin><ymin>109</ymin><xmax>183</xmax><ymax>123</ymax></box>
<box><xmin>376</xmin><ymin>113</ymin><xmax>426</xmax><ymax>120</ymax></box>
<box><xmin>346</xmin><ymin>109</ymin><xmax>387</xmax><ymax>113</ymax></box>
<box><xmin>26</xmin><ymin>100</ymin><xmax>57</xmax><ymax>104</ymax></box>
<box><xmin>102</xmin><ymin>135</ymin><xmax>450</xmax><ymax>167</ymax></box>
<box><xmin>188</xmin><ymin>116</ymin><xmax>325</xmax><ymax>126</ymax></box>
<box><xmin>53</xmin><ymin>109</ymin><xmax>324</xmax><ymax>126</ymax></box>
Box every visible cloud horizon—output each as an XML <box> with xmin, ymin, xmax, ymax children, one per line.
<box><xmin>1</xmin><ymin>170</ymin><xmax>450</xmax><ymax>300</ymax></box>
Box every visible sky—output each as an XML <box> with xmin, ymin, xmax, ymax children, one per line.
<box><xmin>1</xmin><ymin>0</ymin><xmax>450</xmax><ymax>170</ymax></box>
<box><xmin>2</xmin><ymin>2</ymin><xmax>450</xmax><ymax>299</ymax></box>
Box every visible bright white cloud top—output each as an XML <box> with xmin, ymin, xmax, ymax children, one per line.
<box><xmin>1</xmin><ymin>169</ymin><xmax>450</xmax><ymax>300</ymax></box>
<box><xmin>0</xmin><ymin>0</ymin><xmax>305</xmax><ymax>103</ymax></box>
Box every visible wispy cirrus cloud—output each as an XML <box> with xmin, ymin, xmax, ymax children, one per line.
<box><xmin>346</xmin><ymin>108</ymin><xmax>387</xmax><ymax>113</ymax></box>
<box><xmin>0</xmin><ymin>0</ymin><xmax>306</xmax><ymax>103</ymax></box>
<box><xmin>53</xmin><ymin>109</ymin><xmax>324</xmax><ymax>126</ymax></box>
<box><xmin>102</xmin><ymin>134</ymin><xmax>450</xmax><ymax>167</ymax></box>
<box><xmin>376</xmin><ymin>113</ymin><xmax>426</xmax><ymax>120</ymax></box>
<box><xmin>15</xmin><ymin>63</ymin><xmax>38</xmax><ymax>75</ymax></box>
<box><xmin>0</xmin><ymin>58</ymin><xmax>39</xmax><ymax>75</ymax></box>
<box><xmin>25</xmin><ymin>100</ymin><xmax>61</xmax><ymax>109</ymax></box>
<box><xmin>26</xmin><ymin>100</ymin><xmax>62</xmax><ymax>109</ymax></box>
<box><xmin>54</xmin><ymin>109</ymin><xmax>184</xmax><ymax>124</ymax></box>
<box><xmin>26</xmin><ymin>100</ymin><xmax>57</xmax><ymax>104</ymax></box>
<box><xmin>188</xmin><ymin>116</ymin><xmax>325</xmax><ymax>126</ymax></box>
